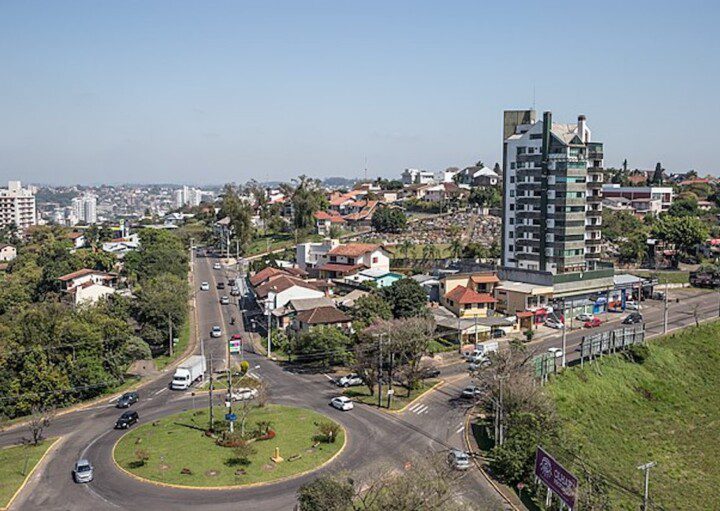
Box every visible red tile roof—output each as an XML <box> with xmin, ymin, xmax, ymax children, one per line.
<box><xmin>445</xmin><ymin>285</ymin><xmax>496</xmax><ymax>305</ymax></box>
<box><xmin>255</xmin><ymin>275</ymin><xmax>320</xmax><ymax>298</ymax></box>
<box><xmin>317</xmin><ymin>263</ymin><xmax>366</xmax><ymax>275</ymax></box>
<box><xmin>296</xmin><ymin>306</ymin><xmax>351</xmax><ymax>325</ymax></box>
<box><xmin>470</xmin><ymin>274</ymin><xmax>500</xmax><ymax>285</ymax></box>
<box><xmin>58</xmin><ymin>268</ymin><xmax>111</xmax><ymax>282</ymax></box>
<box><xmin>327</xmin><ymin>243</ymin><xmax>381</xmax><ymax>257</ymax></box>
<box><xmin>249</xmin><ymin>266</ymin><xmax>289</xmax><ymax>287</ymax></box>
<box><xmin>66</xmin><ymin>232</ymin><xmax>84</xmax><ymax>239</ymax></box>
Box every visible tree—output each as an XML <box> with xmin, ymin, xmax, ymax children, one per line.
<box><xmin>297</xmin><ymin>476</ymin><xmax>354</xmax><ymax>511</ymax></box>
<box><xmin>24</xmin><ymin>406</ymin><xmax>55</xmax><ymax>446</ymax></box>
<box><xmin>667</xmin><ymin>196</ymin><xmax>699</xmax><ymax>217</ymax></box>
<box><xmin>398</xmin><ymin>239</ymin><xmax>413</xmax><ymax>260</ymax></box>
<box><xmin>449</xmin><ymin>237</ymin><xmax>464</xmax><ymax>259</ymax></box>
<box><xmin>231</xmin><ymin>442</ymin><xmax>257</xmax><ymax>466</ymax></box>
<box><xmin>291</xmin><ymin>176</ymin><xmax>327</xmax><ymax>231</ymax></box>
<box><xmin>469</xmin><ymin>186</ymin><xmax>501</xmax><ymax>208</ymax></box>
<box><xmin>218</xmin><ymin>184</ymin><xmax>254</xmax><ymax>254</ymax></box>
<box><xmin>135</xmin><ymin>273</ymin><xmax>189</xmax><ymax>354</ymax></box>
<box><xmin>651</xmin><ymin>215</ymin><xmax>708</xmax><ymax>265</ymax></box>
<box><xmin>617</xmin><ymin>233</ymin><xmax>647</xmax><ymax>265</ymax></box>
<box><xmin>350</xmin><ymin>293</ymin><xmax>392</xmax><ymax>330</ymax></box>
<box><xmin>371</xmin><ymin>207</ymin><xmax>407</xmax><ymax>233</ymax></box>
<box><xmin>652</xmin><ymin>162</ymin><xmax>664</xmax><ymax>184</ymax></box>
<box><xmin>601</xmin><ymin>210</ymin><xmax>644</xmax><ymax>243</ymax></box>
<box><xmin>380</xmin><ymin>279</ymin><xmax>428</xmax><ymax>319</ymax></box>
<box><xmin>294</xmin><ymin>327</ymin><xmax>352</xmax><ymax>366</ymax></box>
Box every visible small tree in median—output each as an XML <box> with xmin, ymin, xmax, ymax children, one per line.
<box><xmin>24</xmin><ymin>406</ymin><xmax>55</xmax><ymax>446</ymax></box>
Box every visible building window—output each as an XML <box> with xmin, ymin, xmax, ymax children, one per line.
<box><xmin>510</xmin><ymin>162</ymin><xmax>516</xmax><ymax>170</ymax></box>
<box><xmin>372</xmin><ymin>256</ymin><xmax>378</xmax><ymax>264</ymax></box>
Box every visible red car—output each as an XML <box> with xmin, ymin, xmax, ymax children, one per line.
<box><xmin>231</xmin><ymin>334</ymin><xmax>243</xmax><ymax>340</ymax></box>
<box><xmin>583</xmin><ymin>317</ymin><xmax>602</xmax><ymax>328</ymax></box>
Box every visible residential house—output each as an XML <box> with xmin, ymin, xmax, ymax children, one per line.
<box><xmin>411</xmin><ymin>274</ymin><xmax>440</xmax><ymax>302</ymax></box>
<box><xmin>66</xmin><ymin>231</ymin><xmax>86</xmax><ymax>249</ymax></box>
<box><xmin>439</xmin><ymin>273</ymin><xmax>499</xmax><ymax>318</ymax></box>
<box><xmin>421</xmin><ymin>182</ymin><xmax>469</xmax><ymax>203</ymax></box>
<box><xmin>602</xmin><ymin>185</ymin><xmax>674</xmax><ymax>214</ymax></box>
<box><xmin>294</xmin><ymin>306</ymin><xmax>353</xmax><ymax>332</ymax></box>
<box><xmin>344</xmin><ymin>268</ymin><xmax>404</xmax><ymax>288</ymax></box>
<box><xmin>296</xmin><ymin>239</ymin><xmax>340</xmax><ymax>271</ymax></box>
<box><xmin>316</xmin><ymin>243</ymin><xmax>391</xmax><ymax>280</ymax></box>
<box><xmin>0</xmin><ymin>243</ymin><xmax>16</xmax><ymax>262</ymax></box>
<box><xmin>401</xmin><ymin>168</ymin><xmax>435</xmax><ymax>185</ymax></box>
<box><xmin>58</xmin><ymin>268</ymin><xmax>118</xmax><ymax>306</ymax></box>
<box><xmin>456</xmin><ymin>163</ymin><xmax>500</xmax><ymax>187</ymax></box>
<box><xmin>314</xmin><ymin>211</ymin><xmax>346</xmax><ymax>236</ymax></box>
<box><xmin>271</xmin><ymin>296</ymin><xmax>336</xmax><ymax>330</ymax></box>
<box><xmin>254</xmin><ymin>274</ymin><xmax>326</xmax><ymax>310</ymax></box>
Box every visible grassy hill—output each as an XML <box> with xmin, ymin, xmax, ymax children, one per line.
<box><xmin>548</xmin><ymin>321</ymin><xmax>720</xmax><ymax>510</ymax></box>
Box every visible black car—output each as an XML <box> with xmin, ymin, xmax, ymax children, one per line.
<box><xmin>116</xmin><ymin>391</ymin><xmax>139</xmax><ymax>408</ymax></box>
<box><xmin>115</xmin><ymin>410</ymin><xmax>139</xmax><ymax>429</ymax></box>
<box><xmin>622</xmin><ymin>312</ymin><xmax>643</xmax><ymax>325</ymax></box>
<box><xmin>420</xmin><ymin>367</ymin><xmax>441</xmax><ymax>379</ymax></box>
<box><xmin>491</xmin><ymin>329</ymin><xmax>506</xmax><ymax>339</ymax></box>
<box><xmin>217</xmin><ymin>282</ymin><xmax>225</xmax><ymax>290</ymax></box>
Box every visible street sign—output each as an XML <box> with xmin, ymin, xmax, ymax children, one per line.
<box><xmin>225</xmin><ymin>413</ymin><xmax>237</xmax><ymax>422</ymax></box>
<box><xmin>229</xmin><ymin>339</ymin><xmax>241</xmax><ymax>354</ymax></box>
<box><xmin>535</xmin><ymin>447</ymin><xmax>578</xmax><ymax>509</ymax></box>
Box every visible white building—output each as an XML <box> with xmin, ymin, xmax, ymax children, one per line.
<box><xmin>0</xmin><ymin>181</ymin><xmax>36</xmax><ymax>232</ymax></box>
<box><xmin>601</xmin><ymin>185</ymin><xmax>674</xmax><ymax>214</ymax></box>
<box><xmin>402</xmin><ymin>168</ymin><xmax>435</xmax><ymax>185</ymax></box>
<box><xmin>174</xmin><ymin>186</ymin><xmax>207</xmax><ymax>208</ymax></box>
<box><xmin>72</xmin><ymin>195</ymin><xmax>98</xmax><ymax>224</ymax></box>
<box><xmin>296</xmin><ymin>238</ymin><xmax>340</xmax><ymax>271</ymax></box>
<box><xmin>0</xmin><ymin>244</ymin><xmax>17</xmax><ymax>262</ymax></box>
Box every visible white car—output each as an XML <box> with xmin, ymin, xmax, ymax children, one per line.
<box><xmin>461</xmin><ymin>386</ymin><xmax>482</xmax><ymax>399</ymax></box>
<box><xmin>213</xmin><ymin>262</ymin><xmax>221</xmax><ymax>270</ymax></box>
<box><xmin>545</xmin><ymin>318</ymin><xmax>564</xmax><ymax>329</ymax></box>
<box><xmin>211</xmin><ymin>326</ymin><xmax>222</xmax><ymax>338</ymax></box>
<box><xmin>200</xmin><ymin>282</ymin><xmax>210</xmax><ymax>291</ymax></box>
<box><xmin>336</xmin><ymin>373</ymin><xmax>363</xmax><ymax>387</ymax></box>
<box><xmin>448</xmin><ymin>449</ymin><xmax>471</xmax><ymax>470</ymax></box>
<box><xmin>330</xmin><ymin>396</ymin><xmax>354</xmax><ymax>411</ymax></box>
<box><xmin>229</xmin><ymin>387</ymin><xmax>258</xmax><ymax>401</ymax></box>
<box><xmin>220</xmin><ymin>296</ymin><xmax>230</xmax><ymax>305</ymax></box>
<box><xmin>576</xmin><ymin>313</ymin><xmax>594</xmax><ymax>322</ymax></box>
<box><xmin>548</xmin><ymin>347</ymin><xmax>563</xmax><ymax>359</ymax></box>
<box><xmin>625</xmin><ymin>300</ymin><xmax>640</xmax><ymax>310</ymax></box>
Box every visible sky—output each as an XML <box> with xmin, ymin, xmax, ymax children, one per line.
<box><xmin>1</xmin><ymin>0</ymin><xmax>719</xmax><ymax>185</ymax></box>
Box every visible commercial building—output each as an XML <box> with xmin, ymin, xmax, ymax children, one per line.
<box><xmin>502</xmin><ymin>110</ymin><xmax>604</xmax><ymax>274</ymax></box>
<box><xmin>0</xmin><ymin>181</ymin><xmax>37</xmax><ymax>232</ymax></box>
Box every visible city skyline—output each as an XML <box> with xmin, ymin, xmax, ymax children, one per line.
<box><xmin>2</xmin><ymin>0</ymin><xmax>719</xmax><ymax>185</ymax></box>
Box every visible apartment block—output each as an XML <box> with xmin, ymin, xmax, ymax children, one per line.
<box><xmin>72</xmin><ymin>194</ymin><xmax>98</xmax><ymax>224</ymax></box>
<box><xmin>502</xmin><ymin>110</ymin><xmax>604</xmax><ymax>274</ymax></box>
<box><xmin>0</xmin><ymin>181</ymin><xmax>37</xmax><ymax>232</ymax></box>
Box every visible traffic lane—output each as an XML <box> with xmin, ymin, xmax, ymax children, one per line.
<box><xmin>196</xmin><ymin>256</ymin><xmax>229</xmax><ymax>371</ymax></box>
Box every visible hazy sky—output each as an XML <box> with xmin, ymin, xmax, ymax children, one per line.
<box><xmin>1</xmin><ymin>0</ymin><xmax>719</xmax><ymax>185</ymax></box>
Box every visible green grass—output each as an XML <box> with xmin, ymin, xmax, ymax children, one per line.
<box><xmin>0</xmin><ymin>440</ymin><xmax>55</xmax><ymax>508</ymax></box>
<box><xmin>548</xmin><ymin>321</ymin><xmax>720</xmax><ymax>510</ymax></box>
<box><xmin>427</xmin><ymin>338</ymin><xmax>457</xmax><ymax>354</ymax></box>
<box><xmin>625</xmin><ymin>269</ymin><xmax>689</xmax><ymax>285</ymax></box>
<box><xmin>114</xmin><ymin>404</ymin><xmax>344</xmax><ymax>487</ymax></box>
<box><xmin>155</xmin><ymin>319</ymin><xmax>191</xmax><ymax>370</ymax></box>
<box><xmin>343</xmin><ymin>380</ymin><xmax>439</xmax><ymax>410</ymax></box>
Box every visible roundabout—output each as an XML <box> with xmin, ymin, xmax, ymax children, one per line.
<box><xmin>113</xmin><ymin>405</ymin><xmax>345</xmax><ymax>488</ymax></box>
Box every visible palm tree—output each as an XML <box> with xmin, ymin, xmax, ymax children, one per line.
<box><xmin>450</xmin><ymin>238</ymin><xmax>464</xmax><ymax>259</ymax></box>
<box><xmin>422</xmin><ymin>244</ymin><xmax>439</xmax><ymax>262</ymax></box>
<box><xmin>399</xmin><ymin>239</ymin><xmax>413</xmax><ymax>260</ymax></box>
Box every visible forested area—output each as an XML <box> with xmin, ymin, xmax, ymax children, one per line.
<box><xmin>0</xmin><ymin>226</ymin><xmax>190</xmax><ymax>419</ymax></box>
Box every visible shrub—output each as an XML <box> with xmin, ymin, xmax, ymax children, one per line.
<box><xmin>625</xmin><ymin>343</ymin><xmax>651</xmax><ymax>364</ymax></box>
<box><xmin>231</xmin><ymin>443</ymin><xmax>257</xmax><ymax>466</ymax></box>
<box><xmin>524</xmin><ymin>329</ymin><xmax>535</xmax><ymax>342</ymax></box>
<box><xmin>316</xmin><ymin>420</ymin><xmax>341</xmax><ymax>443</ymax></box>
<box><xmin>240</xmin><ymin>360</ymin><xmax>250</xmax><ymax>374</ymax></box>
<box><xmin>216</xmin><ymin>431</ymin><xmax>247</xmax><ymax>447</ymax></box>
<box><xmin>134</xmin><ymin>448</ymin><xmax>150</xmax><ymax>467</ymax></box>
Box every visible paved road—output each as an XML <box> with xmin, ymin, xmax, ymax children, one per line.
<box><xmin>1</xmin><ymin>252</ymin><xmax>508</xmax><ymax>511</ymax></box>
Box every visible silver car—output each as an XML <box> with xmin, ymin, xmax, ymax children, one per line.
<box><xmin>448</xmin><ymin>449</ymin><xmax>471</xmax><ymax>470</ymax></box>
<box><xmin>73</xmin><ymin>459</ymin><xmax>94</xmax><ymax>483</ymax></box>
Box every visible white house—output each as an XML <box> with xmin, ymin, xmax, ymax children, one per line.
<box><xmin>0</xmin><ymin>244</ymin><xmax>16</xmax><ymax>262</ymax></box>
<box><xmin>66</xmin><ymin>231</ymin><xmax>86</xmax><ymax>249</ymax></box>
<box><xmin>254</xmin><ymin>274</ymin><xmax>325</xmax><ymax>310</ymax></box>
<box><xmin>402</xmin><ymin>168</ymin><xmax>435</xmax><ymax>185</ymax></box>
<box><xmin>296</xmin><ymin>238</ymin><xmax>340</xmax><ymax>271</ymax></box>
<box><xmin>58</xmin><ymin>268</ymin><xmax>118</xmax><ymax>306</ymax></box>
<box><xmin>316</xmin><ymin>243</ymin><xmax>391</xmax><ymax>279</ymax></box>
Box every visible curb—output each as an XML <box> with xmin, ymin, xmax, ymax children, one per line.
<box><xmin>0</xmin><ymin>437</ymin><xmax>61</xmax><ymax>511</ymax></box>
<box><xmin>463</xmin><ymin>415</ymin><xmax>522</xmax><ymax>511</ymax></box>
<box><xmin>110</xmin><ymin>410</ymin><xmax>348</xmax><ymax>491</ymax></box>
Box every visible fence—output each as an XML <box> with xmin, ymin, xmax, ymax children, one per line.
<box><xmin>579</xmin><ymin>324</ymin><xmax>645</xmax><ymax>366</ymax></box>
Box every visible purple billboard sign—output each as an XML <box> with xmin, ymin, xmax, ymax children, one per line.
<box><xmin>535</xmin><ymin>447</ymin><xmax>578</xmax><ymax>509</ymax></box>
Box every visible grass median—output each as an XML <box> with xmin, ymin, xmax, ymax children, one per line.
<box><xmin>0</xmin><ymin>440</ymin><xmax>56</xmax><ymax>509</ymax></box>
<box><xmin>114</xmin><ymin>404</ymin><xmax>344</xmax><ymax>487</ymax></box>
<box><xmin>343</xmin><ymin>380</ymin><xmax>439</xmax><ymax>410</ymax></box>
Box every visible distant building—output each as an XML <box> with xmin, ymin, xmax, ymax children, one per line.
<box><xmin>72</xmin><ymin>194</ymin><xmax>98</xmax><ymax>224</ymax></box>
<box><xmin>0</xmin><ymin>181</ymin><xmax>36</xmax><ymax>232</ymax></box>
<box><xmin>0</xmin><ymin>244</ymin><xmax>17</xmax><ymax>262</ymax></box>
<box><xmin>57</xmin><ymin>268</ymin><xmax>118</xmax><ymax>307</ymax></box>
<box><xmin>174</xmin><ymin>186</ymin><xmax>207</xmax><ymax>208</ymax></box>
<box><xmin>601</xmin><ymin>185</ymin><xmax>673</xmax><ymax>215</ymax></box>
<box><xmin>456</xmin><ymin>163</ymin><xmax>500</xmax><ymax>187</ymax></box>
<box><xmin>402</xmin><ymin>168</ymin><xmax>435</xmax><ymax>185</ymax></box>
<box><xmin>316</xmin><ymin>243</ymin><xmax>391</xmax><ymax>280</ymax></box>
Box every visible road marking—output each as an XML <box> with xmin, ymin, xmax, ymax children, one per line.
<box><xmin>413</xmin><ymin>404</ymin><xmax>429</xmax><ymax>414</ymax></box>
<box><xmin>456</xmin><ymin>425</ymin><xmax>465</xmax><ymax>434</ymax></box>
<box><xmin>408</xmin><ymin>403</ymin><xmax>422</xmax><ymax>412</ymax></box>
<box><xmin>153</xmin><ymin>388</ymin><xmax>167</xmax><ymax>396</ymax></box>
<box><xmin>324</xmin><ymin>373</ymin><xmax>335</xmax><ymax>381</ymax></box>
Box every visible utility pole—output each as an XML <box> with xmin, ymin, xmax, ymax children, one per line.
<box><xmin>637</xmin><ymin>461</ymin><xmax>656</xmax><ymax>511</ymax></box>
<box><xmin>663</xmin><ymin>281</ymin><xmax>669</xmax><ymax>334</ymax></box>
<box><xmin>387</xmin><ymin>351</ymin><xmax>394</xmax><ymax>409</ymax></box>
<box><xmin>168</xmin><ymin>313</ymin><xmax>173</xmax><ymax>357</ymax></box>
<box><xmin>226</xmin><ymin>365</ymin><xmax>234</xmax><ymax>433</ymax></box>
<box><xmin>561</xmin><ymin>299</ymin><xmax>567</xmax><ymax>368</ymax></box>
<box><xmin>208</xmin><ymin>355</ymin><xmax>215</xmax><ymax>432</ymax></box>
<box><xmin>376</xmin><ymin>334</ymin><xmax>384</xmax><ymax>408</ymax></box>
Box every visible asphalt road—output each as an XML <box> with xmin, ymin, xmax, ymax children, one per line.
<box><xmin>1</xmin><ymin>252</ymin><xmax>508</xmax><ymax>511</ymax></box>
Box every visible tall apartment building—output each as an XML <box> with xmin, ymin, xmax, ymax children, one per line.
<box><xmin>501</xmin><ymin>110</ymin><xmax>603</xmax><ymax>274</ymax></box>
<box><xmin>0</xmin><ymin>181</ymin><xmax>37</xmax><ymax>231</ymax></box>
<box><xmin>174</xmin><ymin>186</ymin><xmax>203</xmax><ymax>208</ymax></box>
<box><xmin>72</xmin><ymin>194</ymin><xmax>98</xmax><ymax>224</ymax></box>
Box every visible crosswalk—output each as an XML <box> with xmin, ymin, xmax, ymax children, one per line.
<box><xmin>407</xmin><ymin>402</ymin><xmax>430</xmax><ymax>415</ymax></box>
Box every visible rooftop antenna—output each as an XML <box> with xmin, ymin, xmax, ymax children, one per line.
<box><xmin>532</xmin><ymin>84</ymin><xmax>536</xmax><ymax>111</ymax></box>
<box><xmin>364</xmin><ymin>156</ymin><xmax>368</xmax><ymax>181</ymax></box>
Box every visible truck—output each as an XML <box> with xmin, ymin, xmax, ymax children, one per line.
<box><xmin>171</xmin><ymin>355</ymin><xmax>206</xmax><ymax>390</ymax></box>
<box><xmin>463</xmin><ymin>341</ymin><xmax>499</xmax><ymax>360</ymax></box>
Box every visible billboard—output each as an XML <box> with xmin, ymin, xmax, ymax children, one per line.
<box><xmin>229</xmin><ymin>339</ymin><xmax>241</xmax><ymax>354</ymax></box>
<box><xmin>535</xmin><ymin>447</ymin><xmax>578</xmax><ymax>509</ymax></box>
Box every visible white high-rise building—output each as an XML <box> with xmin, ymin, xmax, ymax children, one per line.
<box><xmin>0</xmin><ymin>181</ymin><xmax>37</xmax><ymax>231</ymax></box>
<box><xmin>71</xmin><ymin>194</ymin><xmax>98</xmax><ymax>224</ymax></box>
<box><xmin>174</xmin><ymin>186</ymin><xmax>204</xmax><ymax>208</ymax></box>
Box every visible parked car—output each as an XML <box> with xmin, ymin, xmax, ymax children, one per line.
<box><xmin>420</xmin><ymin>367</ymin><xmax>441</xmax><ymax>379</ymax></box>
<box><xmin>220</xmin><ymin>296</ymin><xmax>230</xmax><ymax>305</ymax></box>
<box><xmin>200</xmin><ymin>282</ymin><xmax>210</xmax><ymax>291</ymax></box>
<box><xmin>330</xmin><ymin>396</ymin><xmax>354</xmax><ymax>411</ymax></box>
<box><xmin>468</xmin><ymin>355</ymin><xmax>491</xmax><ymax>371</ymax></box>
<box><xmin>576</xmin><ymin>313</ymin><xmax>594</xmax><ymax>322</ymax></box>
<box><xmin>447</xmin><ymin>449</ymin><xmax>471</xmax><ymax>470</ymax></box>
<box><xmin>622</xmin><ymin>312</ymin><xmax>644</xmax><ymax>324</ymax></box>
<box><xmin>625</xmin><ymin>300</ymin><xmax>640</xmax><ymax>310</ymax></box>
<box><xmin>548</xmin><ymin>347</ymin><xmax>563</xmax><ymax>359</ymax></box>
<box><xmin>461</xmin><ymin>385</ymin><xmax>482</xmax><ymax>399</ymax></box>
<box><xmin>217</xmin><ymin>282</ymin><xmax>225</xmax><ymax>290</ymax></box>
<box><xmin>115</xmin><ymin>410</ymin><xmax>139</xmax><ymax>429</ymax></box>
<box><xmin>231</xmin><ymin>333</ymin><xmax>243</xmax><ymax>340</ymax></box>
<box><xmin>229</xmin><ymin>387</ymin><xmax>258</xmax><ymax>401</ymax></box>
<box><xmin>213</xmin><ymin>262</ymin><xmax>221</xmax><ymax>270</ymax></box>
<box><xmin>545</xmin><ymin>318</ymin><xmax>564</xmax><ymax>329</ymax></box>
<box><xmin>72</xmin><ymin>459</ymin><xmax>94</xmax><ymax>483</ymax></box>
<box><xmin>651</xmin><ymin>291</ymin><xmax>666</xmax><ymax>301</ymax></box>
<box><xmin>337</xmin><ymin>373</ymin><xmax>363</xmax><ymax>387</ymax></box>
<box><xmin>584</xmin><ymin>317</ymin><xmax>602</xmax><ymax>328</ymax></box>
<box><xmin>227</xmin><ymin>278</ymin><xmax>236</xmax><ymax>286</ymax></box>
<box><xmin>491</xmin><ymin>329</ymin><xmax>506</xmax><ymax>339</ymax></box>
<box><xmin>211</xmin><ymin>326</ymin><xmax>222</xmax><ymax>338</ymax></box>
<box><xmin>116</xmin><ymin>391</ymin><xmax>138</xmax><ymax>408</ymax></box>
<box><xmin>230</xmin><ymin>287</ymin><xmax>241</xmax><ymax>296</ymax></box>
